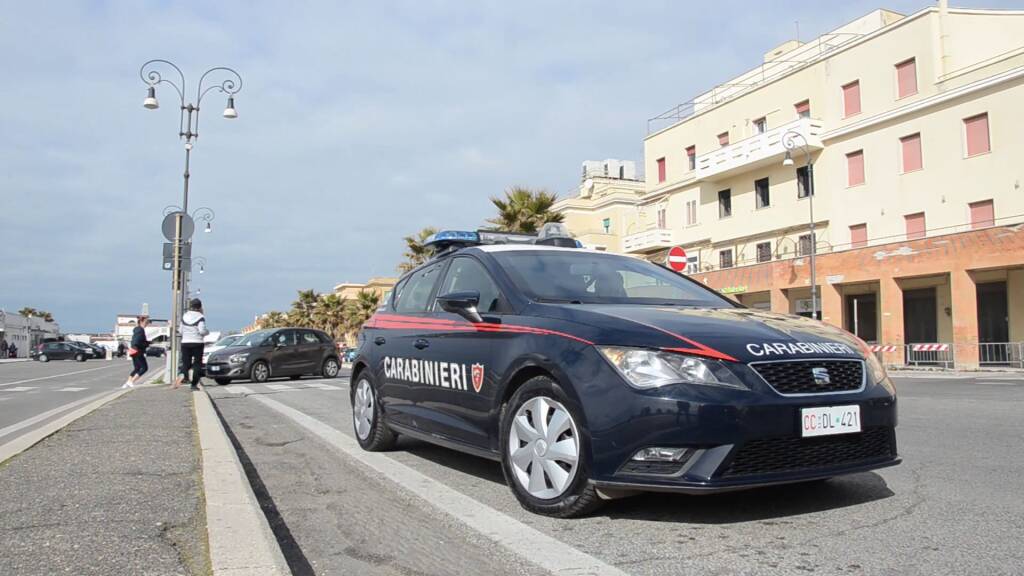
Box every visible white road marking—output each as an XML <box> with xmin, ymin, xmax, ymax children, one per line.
<box><xmin>5</xmin><ymin>387</ymin><xmax>37</xmax><ymax>392</ymax></box>
<box><xmin>304</xmin><ymin>383</ymin><xmax>343</xmax><ymax>391</ymax></box>
<box><xmin>0</xmin><ymin>364</ymin><xmax>121</xmax><ymax>387</ymax></box>
<box><xmin>224</xmin><ymin>386</ymin><xmax>254</xmax><ymax>394</ymax></box>
<box><xmin>0</xmin><ymin>391</ymin><xmax>112</xmax><ymax>440</ymax></box>
<box><xmin>253</xmin><ymin>396</ymin><xmax>629</xmax><ymax>576</ymax></box>
<box><xmin>57</xmin><ymin>387</ymin><xmax>88</xmax><ymax>392</ymax></box>
<box><xmin>0</xmin><ymin>397</ymin><xmax>9</xmax><ymax>402</ymax></box>
<box><xmin>265</xmin><ymin>384</ymin><xmax>294</xmax><ymax>391</ymax></box>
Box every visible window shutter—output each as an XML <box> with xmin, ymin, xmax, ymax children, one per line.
<box><xmin>964</xmin><ymin>114</ymin><xmax>990</xmax><ymax>157</ymax></box>
<box><xmin>900</xmin><ymin>133</ymin><xmax>922</xmax><ymax>173</ymax></box>
<box><xmin>850</xmin><ymin>224</ymin><xmax>868</xmax><ymax>248</ymax></box>
<box><xmin>904</xmin><ymin>213</ymin><xmax>926</xmax><ymax>240</ymax></box>
<box><xmin>842</xmin><ymin>81</ymin><xmax>861</xmax><ymax>117</ymax></box>
<box><xmin>896</xmin><ymin>59</ymin><xmax>917</xmax><ymax>98</ymax></box>
<box><xmin>970</xmin><ymin>200</ymin><xmax>994</xmax><ymax>229</ymax></box>
<box><xmin>656</xmin><ymin>157</ymin><xmax>666</xmax><ymax>183</ymax></box>
<box><xmin>846</xmin><ymin>150</ymin><xmax>865</xmax><ymax>186</ymax></box>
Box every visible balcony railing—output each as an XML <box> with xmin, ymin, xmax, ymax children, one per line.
<box><xmin>622</xmin><ymin>228</ymin><xmax>675</xmax><ymax>254</ymax></box>
<box><xmin>696</xmin><ymin>117</ymin><xmax>823</xmax><ymax>181</ymax></box>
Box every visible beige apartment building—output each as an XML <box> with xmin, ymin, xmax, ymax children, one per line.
<box><xmin>555</xmin><ymin>3</ymin><xmax>1024</xmax><ymax>369</ymax></box>
<box><xmin>333</xmin><ymin>277</ymin><xmax>398</xmax><ymax>301</ymax></box>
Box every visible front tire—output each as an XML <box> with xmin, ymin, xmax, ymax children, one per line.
<box><xmin>39</xmin><ymin>354</ymin><xmax>49</xmax><ymax>362</ymax></box>
<box><xmin>75</xmin><ymin>354</ymin><xmax>86</xmax><ymax>362</ymax></box>
<box><xmin>322</xmin><ymin>357</ymin><xmax>340</xmax><ymax>378</ymax></box>
<box><xmin>251</xmin><ymin>361</ymin><xmax>270</xmax><ymax>383</ymax></box>
<box><xmin>499</xmin><ymin>376</ymin><xmax>602</xmax><ymax>518</ymax></box>
<box><xmin>351</xmin><ymin>372</ymin><xmax>396</xmax><ymax>451</ymax></box>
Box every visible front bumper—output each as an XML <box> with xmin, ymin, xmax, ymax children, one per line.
<box><xmin>573</xmin><ymin>352</ymin><xmax>900</xmax><ymax>492</ymax></box>
<box><xmin>204</xmin><ymin>361</ymin><xmax>248</xmax><ymax>377</ymax></box>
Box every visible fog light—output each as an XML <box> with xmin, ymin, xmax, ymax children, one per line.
<box><xmin>631</xmin><ymin>447</ymin><xmax>691</xmax><ymax>462</ymax></box>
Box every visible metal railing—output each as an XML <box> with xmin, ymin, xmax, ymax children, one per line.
<box><xmin>872</xmin><ymin>342</ymin><xmax>1024</xmax><ymax>370</ymax></box>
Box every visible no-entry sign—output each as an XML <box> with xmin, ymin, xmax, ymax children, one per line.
<box><xmin>667</xmin><ymin>246</ymin><xmax>688</xmax><ymax>272</ymax></box>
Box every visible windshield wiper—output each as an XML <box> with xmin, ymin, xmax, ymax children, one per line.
<box><xmin>536</xmin><ymin>298</ymin><xmax>584</xmax><ymax>304</ymax></box>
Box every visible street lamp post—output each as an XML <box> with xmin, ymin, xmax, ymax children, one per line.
<box><xmin>782</xmin><ymin>130</ymin><xmax>817</xmax><ymax>320</ymax></box>
<box><xmin>141</xmin><ymin>60</ymin><xmax>241</xmax><ymax>378</ymax></box>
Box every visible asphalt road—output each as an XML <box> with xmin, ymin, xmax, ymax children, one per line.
<box><xmin>209</xmin><ymin>371</ymin><xmax>1024</xmax><ymax>576</ymax></box>
<box><xmin>0</xmin><ymin>359</ymin><xmax>133</xmax><ymax>450</ymax></box>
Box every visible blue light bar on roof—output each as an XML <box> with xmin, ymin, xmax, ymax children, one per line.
<box><xmin>424</xmin><ymin>230</ymin><xmax>480</xmax><ymax>247</ymax></box>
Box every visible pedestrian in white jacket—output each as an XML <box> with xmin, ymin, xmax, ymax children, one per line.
<box><xmin>175</xmin><ymin>298</ymin><xmax>209</xmax><ymax>390</ymax></box>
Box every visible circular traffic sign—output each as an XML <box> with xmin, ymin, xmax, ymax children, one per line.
<box><xmin>667</xmin><ymin>246</ymin><xmax>688</xmax><ymax>272</ymax></box>
<box><xmin>161</xmin><ymin>211</ymin><xmax>195</xmax><ymax>242</ymax></box>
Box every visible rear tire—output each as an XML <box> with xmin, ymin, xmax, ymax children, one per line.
<box><xmin>75</xmin><ymin>354</ymin><xmax>86</xmax><ymax>362</ymax></box>
<box><xmin>352</xmin><ymin>372</ymin><xmax>396</xmax><ymax>451</ymax></box>
<box><xmin>215</xmin><ymin>378</ymin><xmax>232</xmax><ymax>385</ymax></box>
<box><xmin>39</xmin><ymin>354</ymin><xmax>49</xmax><ymax>363</ymax></box>
<box><xmin>499</xmin><ymin>376</ymin><xmax>603</xmax><ymax>518</ymax></box>
<box><xmin>322</xmin><ymin>357</ymin><xmax>340</xmax><ymax>379</ymax></box>
<box><xmin>251</xmin><ymin>361</ymin><xmax>270</xmax><ymax>383</ymax></box>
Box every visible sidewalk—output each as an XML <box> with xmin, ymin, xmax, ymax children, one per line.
<box><xmin>0</xmin><ymin>386</ymin><xmax>210</xmax><ymax>576</ymax></box>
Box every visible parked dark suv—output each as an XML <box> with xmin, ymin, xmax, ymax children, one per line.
<box><xmin>31</xmin><ymin>341</ymin><xmax>89</xmax><ymax>362</ymax></box>
<box><xmin>205</xmin><ymin>327</ymin><xmax>341</xmax><ymax>385</ymax></box>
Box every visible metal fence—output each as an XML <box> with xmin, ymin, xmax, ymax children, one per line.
<box><xmin>871</xmin><ymin>342</ymin><xmax>1024</xmax><ymax>370</ymax></box>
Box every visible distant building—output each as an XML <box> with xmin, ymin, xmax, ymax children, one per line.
<box><xmin>334</xmin><ymin>277</ymin><xmax>398</xmax><ymax>301</ymax></box>
<box><xmin>0</xmin><ymin>310</ymin><xmax>60</xmax><ymax>357</ymax></box>
<box><xmin>553</xmin><ymin>160</ymin><xmax>645</xmax><ymax>253</ymax></box>
<box><xmin>113</xmin><ymin>314</ymin><xmax>169</xmax><ymax>346</ymax></box>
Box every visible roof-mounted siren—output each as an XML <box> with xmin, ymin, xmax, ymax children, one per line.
<box><xmin>424</xmin><ymin>230</ymin><xmax>481</xmax><ymax>257</ymax></box>
<box><xmin>535</xmin><ymin>223</ymin><xmax>581</xmax><ymax>248</ymax></box>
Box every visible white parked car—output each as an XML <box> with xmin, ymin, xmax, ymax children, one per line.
<box><xmin>202</xmin><ymin>334</ymin><xmax>243</xmax><ymax>364</ymax></box>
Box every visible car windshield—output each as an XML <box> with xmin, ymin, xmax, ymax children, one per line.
<box><xmin>214</xmin><ymin>335</ymin><xmax>241</xmax><ymax>347</ymax></box>
<box><xmin>234</xmin><ymin>331</ymin><xmax>271</xmax><ymax>347</ymax></box>
<box><xmin>492</xmin><ymin>249</ymin><xmax>736</xmax><ymax>307</ymax></box>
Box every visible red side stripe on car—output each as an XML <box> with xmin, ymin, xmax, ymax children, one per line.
<box><xmin>592</xmin><ymin>314</ymin><xmax>738</xmax><ymax>362</ymax></box>
<box><xmin>365</xmin><ymin>314</ymin><xmax>594</xmax><ymax>345</ymax></box>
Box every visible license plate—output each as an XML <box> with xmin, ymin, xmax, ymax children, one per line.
<box><xmin>801</xmin><ymin>404</ymin><xmax>861</xmax><ymax>437</ymax></box>
<box><xmin>209</xmin><ymin>366</ymin><xmax>220</xmax><ymax>372</ymax></box>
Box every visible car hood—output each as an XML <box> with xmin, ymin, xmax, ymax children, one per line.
<box><xmin>554</xmin><ymin>305</ymin><xmax>866</xmax><ymax>364</ymax></box>
<box><xmin>208</xmin><ymin>345</ymin><xmax>256</xmax><ymax>361</ymax></box>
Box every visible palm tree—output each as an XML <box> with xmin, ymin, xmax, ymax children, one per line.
<box><xmin>343</xmin><ymin>290</ymin><xmax>381</xmax><ymax>343</ymax></box>
<box><xmin>486</xmin><ymin>186</ymin><xmax>564</xmax><ymax>233</ymax></box>
<box><xmin>314</xmin><ymin>294</ymin><xmax>348</xmax><ymax>340</ymax></box>
<box><xmin>40</xmin><ymin>311</ymin><xmax>54</xmax><ymax>322</ymax></box>
<box><xmin>17</xmin><ymin>307</ymin><xmax>38</xmax><ymax>318</ymax></box>
<box><xmin>398</xmin><ymin>227</ymin><xmax>438</xmax><ymax>273</ymax></box>
<box><xmin>259</xmin><ymin>311</ymin><xmax>288</xmax><ymax>329</ymax></box>
<box><xmin>289</xmin><ymin>289</ymin><xmax>320</xmax><ymax>328</ymax></box>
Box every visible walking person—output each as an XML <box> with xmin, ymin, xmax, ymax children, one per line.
<box><xmin>124</xmin><ymin>316</ymin><xmax>150</xmax><ymax>388</ymax></box>
<box><xmin>1</xmin><ymin>338</ymin><xmax>8</xmax><ymax>358</ymax></box>
<box><xmin>175</xmin><ymin>298</ymin><xmax>209</xmax><ymax>391</ymax></box>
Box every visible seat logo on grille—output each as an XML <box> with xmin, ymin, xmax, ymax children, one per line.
<box><xmin>812</xmin><ymin>367</ymin><xmax>831</xmax><ymax>385</ymax></box>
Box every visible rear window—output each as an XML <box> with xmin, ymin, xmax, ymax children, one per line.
<box><xmin>492</xmin><ymin>250</ymin><xmax>734</xmax><ymax>307</ymax></box>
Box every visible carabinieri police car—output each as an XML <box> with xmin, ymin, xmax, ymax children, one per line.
<box><xmin>351</xmin><ymin>224</ymin><xmax>899</xmax><ymax>517</ymax></box>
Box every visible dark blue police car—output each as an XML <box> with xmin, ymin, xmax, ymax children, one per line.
<box><xmin>351</xmin><ymin>224</ymin><xmax>899</xmax><ymax>517</ymax></box>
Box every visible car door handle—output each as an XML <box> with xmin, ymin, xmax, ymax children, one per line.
<box><xmin>414</xmin><ymin>339</ymin><xmax>430</xmax><ymax>350</ymax></box>
<box><xmin>374</xmin><ymin>337</ymin><xmax>386</xmax><ymax>346</ymax></box>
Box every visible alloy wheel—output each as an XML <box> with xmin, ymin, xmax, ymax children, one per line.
<box><xmin>508</xmin><ymin>396</ymin><xmax>580</xmax><ymax>500</ymax></box>
<box><xmin>353</xmin><ymin>379</ymin><xmax>374</xmax><ymax>440</ymax></box>
<box><xmin>324</xmin><ymin>359</ymin><xmax>339</xmax><ymax>377</ymax></box>
<box><xmin>253</xmin><ymin>362</ymin><xmax>269</xmax><ymax>382</ymax></box>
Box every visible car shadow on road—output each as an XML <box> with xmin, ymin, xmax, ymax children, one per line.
<box><xmin>600</xmin><ymin>472</ymin><xmax>895</xmax><ymax>524</ymax></box>
<box><xmin>395</xmin><ymin>435</ymin><xmax>895</xmax><ymax>524</ymax></box>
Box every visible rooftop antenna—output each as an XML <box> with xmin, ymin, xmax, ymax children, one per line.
<box><xmin>795</xmin><ymin>20</ymin><xmax>800</xmax><ymax>42</ymax></box>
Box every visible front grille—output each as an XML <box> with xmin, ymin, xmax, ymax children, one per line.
<box><xmin>752</xmin><ymin>360</ymin><xmax>863</xmax><ymax>394</ymax></box>
<box><xmin>722</xmin><ymin>428</ymin><xmax>895</xmax><ymax>478</ymax></box>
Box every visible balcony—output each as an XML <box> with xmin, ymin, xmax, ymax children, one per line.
<box><xmin>696</xmin><ymin>117</ymin><xmax>823</xmax><ymax>182</ymax></box>
<box><xmin>622</xmin><ymin>228</ymin><xmax>675</xmax><ymax>254</ymax></box>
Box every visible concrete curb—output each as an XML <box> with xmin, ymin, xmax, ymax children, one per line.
<box><xmin>194</xmin><ymin>389</ymin><xmax>291</xmax><ymax>576</ymax></box>
<box><xmin>0</xmin><ymin>368</ymin><xmax>166</xmax><ymax>465</ymax></box>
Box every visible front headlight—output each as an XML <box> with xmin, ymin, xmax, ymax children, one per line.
<box><xmin>598</xmin><ymin>346</ymin><xmax>747</xmax><ymax>390</ymax></box>
<box><xmin>228</xmin><ymin>352</ymin><xmax>250</xmax><ymax>364</ymax></box>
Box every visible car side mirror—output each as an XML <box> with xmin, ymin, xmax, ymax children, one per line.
<box><xmin>437</xmin><ymin>290</ymin><xmax>483</xmax><ymax>323</ymax></box>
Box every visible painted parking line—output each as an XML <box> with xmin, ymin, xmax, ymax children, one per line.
<box><xmin>304</xmin><ymin>383</ymin><xmax>343</xmax><ymax>391</ymax></box>
<box><xmin>253</xmin><ymin>395</ymin><xmax>629</xmax><ymax>576</ymax></box>
<box><xmin>57</xmin><ymin>387</ymin><xmax>89</xmax><ymax>392</ymax></box>
<box><xmin>0</xmin><ymin>364</ymin><xmax>122</xmax><ymax>387</ymax></box>
<box><xmin>223</xmin><ymin>386</ymin><xmax>254</xmax><ymax>395</ymax></box>
<box><xmin>265</xmin><ymin>384</ymin><xmax>294</xmax><ymax>391</ymax></box>
<box><xmin>5</xmin><ymin>387</ymin><xmax>38</xmax><ymax>392</ymax></box>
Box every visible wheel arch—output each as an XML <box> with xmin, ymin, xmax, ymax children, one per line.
<box><xmin>497</xmin><ymin>356</ymin><xmax>588</xmax><ymax>430</ymax></box>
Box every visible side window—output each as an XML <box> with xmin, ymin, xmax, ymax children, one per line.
<box><xmin>274</xmin><ymin>330</ymin><xmax>298</xmax><ymax>347</ymax></box>
<box><xmin>301</xmin><ymin>331</ymin><xmax>321</xmax><ymax>344</ymax></box>
<box><xmin>394</xmin><ymin>263</ymin><xmax>444</xmax><ymax>313</ymax></box>
<box><xmin>437</xmin><ymin>257</ymin><xmax>504</xmax><ymax>313</ymax></box>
